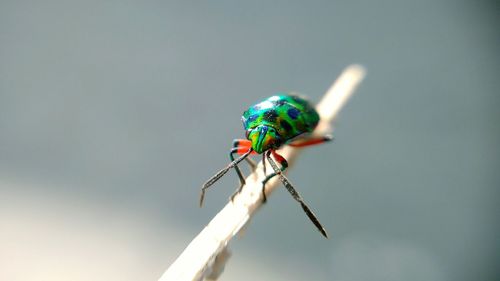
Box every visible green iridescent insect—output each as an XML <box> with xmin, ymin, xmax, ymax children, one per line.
<box><xmin>200</xmin><ymin>94</ymin><xmax>331</xmax><ymax>238</ymax></box>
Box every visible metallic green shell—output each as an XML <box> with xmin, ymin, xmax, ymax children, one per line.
<box><xmin>241</xmin><ymin>94</ymin><xmax>319</xmax><ymax>142</ymax></box>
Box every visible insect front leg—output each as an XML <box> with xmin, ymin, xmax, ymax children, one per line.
<box><xmin>229</xmin><ymin>139</ymin><xmax>257</xmax><ymax>201</ymax></box>
<box><xmin>231</xmin><ymin>139</ymin><xmax>257</xmax><ymax>170</ymax></box>
<box><xmin>265</xmin><ymin>150</ymin><xmax>328</xmax><ymax>238</ymax></box>
<box><xmin>260</xmin><ymin>150</ymin><xmax>289</xmax><ymax>203</ymax></box>
<box><xmin>200</xmin><ymin>148</ymin><xmax>253</xmax><ymax>207</ymax></box>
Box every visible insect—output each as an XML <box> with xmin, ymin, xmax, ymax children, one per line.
<box><xmin>199</xmin><ymin>94</ymin><xmax>332</xmax><ymax>238</ymax></box>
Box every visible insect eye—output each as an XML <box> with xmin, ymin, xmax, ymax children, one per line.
<box><xmin>247</xmin><ymin>114</ymin><xmax>258</xmax><ymax>122</ymax></box>
<box><xmin>245</xmin><ymin>130</ymin><xmax>251</xmax><ymax>139</ymax></box>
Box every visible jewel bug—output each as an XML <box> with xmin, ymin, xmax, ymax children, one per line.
<box><xmin>199</xmin><ymin>94</ymin><xmax>331</xmax><ymax>238</ymax></box>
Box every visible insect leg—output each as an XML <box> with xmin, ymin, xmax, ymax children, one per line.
<box><xmin>266</xmin><ymin>150</ymin><xmax>329</xmax><ymax>238</ymax></box>
<box><xmin>230</xmin><ymin>147</ymin><xmax>248</xmax><ymax>189</ymax></box>
<box><xmin>262</xmin><ymin>153</ymin><xmax>267</xmax><ymax>175</ymax></box>
<box><xmin>260</xmin><ymin>150</ymin><xmax>289</xmax><ymax>202</ymax></box>
<box><xmin>200</xmin><ymin>148</ymin><xmax>253</xmax><ymax>207</ymax></box>
<box><xmin>261</xmin><ymin>154</ymin><xmax>268</xmax><ymax>202</ymax></box>
<box><xmin>288</xmin><ymin>135</ymin><xmax>333</xmax><ymax>147</ymax></box>
<box><xmin>228</xmin><ymin>139</ymin><xmax>259</xmax><ymax>201</ymax></box>
<box><xmin>232</xmin><ymin>139</ymin><xmax>257</xmax><ymax>171</ymax></box>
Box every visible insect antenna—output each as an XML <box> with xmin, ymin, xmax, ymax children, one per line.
<box><xmin>200</xmin><ymin>148</ymin><xmax>253</xmax><ymax>207</ymax></box>
<box><xmin>266</xmin><ymin>152</ymin><xmax>329</xmax><ymax>238</ymax></box>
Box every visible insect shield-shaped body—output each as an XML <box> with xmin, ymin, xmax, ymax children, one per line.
<box><xmin>242</xmin><ymin>95</ymin><xmax>320</xmax><ymax>153</ymax></box>
<box><xmin>200</xmin><ymin>94</ymin><xmax>330</xmax><ymax>238</ymax></box>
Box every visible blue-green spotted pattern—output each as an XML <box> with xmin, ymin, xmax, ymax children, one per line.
<box><xmin>241</xmin><ymin>94</ymin><xmax>319</xmax><ymax>153</ymax></box>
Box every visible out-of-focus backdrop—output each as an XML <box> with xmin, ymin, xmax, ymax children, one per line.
<box><xmin>0</xmin><ymin>1</ymin><xmax>498</xmax><ymax>280</ymax></box>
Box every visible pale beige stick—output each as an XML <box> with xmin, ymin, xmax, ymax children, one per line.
<box><xmin>159</xmin><ymin>65</ymin><xmax>366</xmax><ymax>281</ymax></box>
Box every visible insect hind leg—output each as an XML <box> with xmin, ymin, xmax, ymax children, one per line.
<box><xmin>288</xmin><ymin>135</ymin><xmax>332</xmax><ymax>147</ymax></box>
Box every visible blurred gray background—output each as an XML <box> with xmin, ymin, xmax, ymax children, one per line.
<box><xmin>0</xmin><ymin>0</ymin><xmax>498</xmax><ymax>280</ymax></box>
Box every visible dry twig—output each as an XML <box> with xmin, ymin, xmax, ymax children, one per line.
<box><xmin>159</xmin><ymin>64</ymin><xmax>366</xmax><ymax>281</ymax></box>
